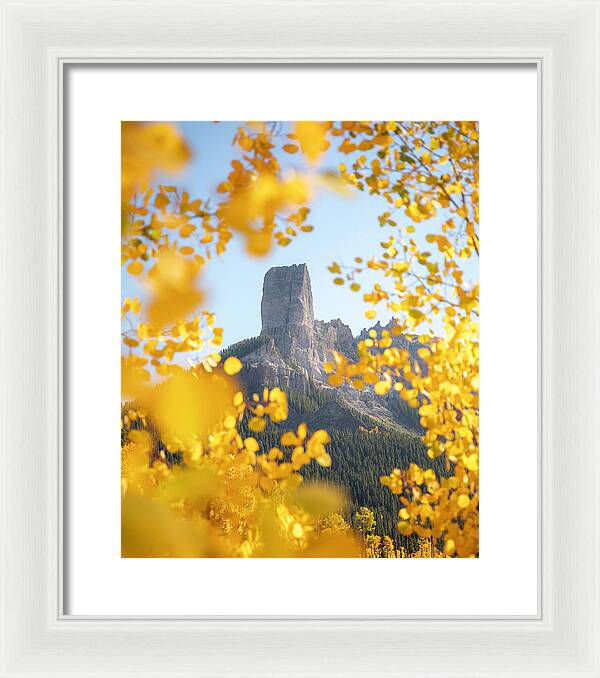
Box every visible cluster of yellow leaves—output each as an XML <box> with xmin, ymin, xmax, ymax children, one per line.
<box><xmin>214</xmin><ymin>122</ymin><xmax>330</xmax><ymax>255</ymax></box>
<box><xmin>322</xmin><ymin>121</ymin><xmax>479</xmax><ymax>557</ymax></box>
<box><xmin>217</xmin><ymin>173</ymin><xmax>311</xmax><ymax>255</ymax></box>
<box><xmin>121</xmin><ymin>122</ymin><xmax>191</xmax><ymax>218</ymax></box>
<box><xmin>122</xmin><ymin>300</ymin><xmax>223</xmax><ymax>383</ymax></box>
<box><xmin>329</xmin><ymin>121</ymin><xmax>478</xmax><ymax>324</ymax></box>
<box><xmin>121</xmin><ymin>363</ymin><xmax>362</xmax><ymax>557</ymax></box>
<box><xmin>378</xmin><ymin>314</ymin><xmax>479</xmax><ymax>557</ymax></box>
<box><xmin>284</xmin><ymin>121</ymin><xmax>331</xmax><ymax>163</ymax></box>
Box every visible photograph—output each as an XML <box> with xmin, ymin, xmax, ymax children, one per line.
<box><xmin>121</xmin><ymin>120</ymin><xmax>479</xmax><ymax>558</ymax></box>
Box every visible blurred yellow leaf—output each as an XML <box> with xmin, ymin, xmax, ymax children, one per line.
<box><xmin>294</xmin><ymin>121</ymin><xmax>330</xmax><ymax>163</ymax></box>
<box><xmin>149</xmin><ymin>367</ymin><xmax>236</xmax><ymax>446</ymax></box>
<box><xmin>127</xmin><ymin>260</ymin><xmax>144</xmax><ymax>275</ymax></box>
<box><xmin>121</xmin><ymin>122</ymin><xmax>190</xmax><ymax>208</ymax></box>
<box><xmin>223</xmin><ymin>356</ymin><xmax>243</xmax><ymax>376</ymax></box>
<box><xmin>146</xmin><ymin>251</ymin><xmax>203</xmax><ymax>327</ymax></box>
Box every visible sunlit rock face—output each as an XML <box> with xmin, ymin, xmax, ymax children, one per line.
<box><xmin>261</xmin><ymin>263</ymin><xmax>315</xmax><ymax>333</ymax></box>
<box><xmin>260</xmin><ymin>264</ymin><xmax>316</xmax><ymax>369</ymax></box>
<box><xmin>258</xmin><ymin>263</ymin><xmax>359</xmax><ymax>381</ymax></box>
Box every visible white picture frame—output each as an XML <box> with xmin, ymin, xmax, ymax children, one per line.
<box><xmin>1</xmin><ymin>0</ymin><xmax>599</xmax><ymax>675</ymax></box>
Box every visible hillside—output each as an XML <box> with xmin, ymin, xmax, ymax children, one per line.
<box><xmin>223</xmin><ymin>264</ymin><xmax>439</xmax><ymax>548</ymax></box>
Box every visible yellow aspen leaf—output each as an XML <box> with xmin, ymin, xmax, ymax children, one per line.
<box><xmin>408</xmin><ymin>309</ymin><xmax>425</xmax><ymax>323</ymax></box>
<box><xmin>316</xmin><ymin>452</ymin><xmax>332</xmax><ymax>468</ymax></box>
<box><xmin>444</xmin><ymin>539</ymin><xmax>456</xmax><ymax>556</ymax></box>
<box><xmin>406</xmin><ymin>203</ymin><xmax>422</xmax><ymax>221</ymax></box>
<box><xmin>121</xmin><ymin>122</ymin><xmax>190</xmax><ymax>208</ymax></box>
<box><xmin>127</xmin><ymin>260</ymin><xmax>144</xmax><ymax>275</ymax></box>
<box><xmin>397</xmin><ymin>521</ymin><xmax>412</xmax><ymax>536</ymax></box>
<box><xmin>363</xmin><ymin>371</ymin><xmax>378</xmax><ymax>385</ymax></box>
<box><xmin>155</xmin><ymin>363</ymin><xmax>170</xmax><ymax>377</ymax></box>
<box><xmin>281</xmin><ymin>431</ymin><xmax>301</xmax><ymax>447</ymax></box>
<box><xmin>154</xmin><ymin>192</ymin><xmax>169</xmax><ymax>210</ymax></box>
<box><xmin>373</xmin><ymin>134</ymin><xmax>392</xmax><ymax>146</ymax></box>
<box><xmin>259</xmin><ymin>476</ymin><xmax>275</xmax><ymax>492</ymax></box>
<box><xmin>223</xmin><ymin>356</ymin><xmax>243</xmax><ymax>376</ymax></box>
<box><xmin>327</xmin><ymin>373</ymin><xmax>343</xmax><ymax>387</ymax></box>
<box><xmin>365</xmin><ymin>309</ymin><xmax>377</xmax><ymax>319</ymax></box>
<box><xmin>244</xmin><ymin>437</ymin><xmax>259</xmax><ymax>453</ymax></box>
<box><xmin>148</xmin><ymin>368</ymin><xmax>235</xmax><ymax>446</ymax></box>
<box><xmin>374</xmin><ymin>381</ymin><xmax>391</xmax><ymax>396</ymax></box>
<box><xmin>179</xmin><ymin>224</ymin><xmax>196</xmax><ymax>238</ymax></box>
<box><xmin>465</xmin><ymin>454</ymin><xmax>478</xmax><ymax>471</ymax></box>
<box><xmin>297</xmin><ymin>422</ymin><xmax>308</xmax><ymax>440</ymax></box>
<box><xmin>146</xmin><ymin>251</ymin><xmax>203</xmax><ymax>327</ymax></box>
<box><xmin>249</xmin><ymin>417</ymin><xmax>266</xmax><ymax>433</ymax></box>
<box><xmin>309</xmin><ymin>429</ymin><xmax>331</xmax><ymax>446</ymax></box>
<box><xmin>457</xmin><ymin>494</ymin><xmax>470</xmax><ymax>509</ymax></box>
<box><xmin>282</xmin><ymin>144</ymin><xmax>299</xmax><ymax>154</ymax></box>
<box><xmin>294</xmin><ymin>121</ymin><xmax>330</xmax><ymax>163</ymax></box>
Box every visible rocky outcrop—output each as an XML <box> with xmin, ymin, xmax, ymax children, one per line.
<box><xmin>257</xmin><ymin>263</ymin><xmax>358</xmax><ymax>381</ymax></box>
<box><xmin>357</xmin><ymin>320</ymin><xmax>427</xmax><ymax>365</ymax></box>
<box><xmin>230</xmin><ymin>264</ymin><xmax>423</xmax><ymax>432</ymax></box>
<box><xmin>259</xmin><ymin>264</ymin><xmax>317</xmax><ymax>373</ymax></box>
<box><xmin>261</xmin><ymin>263</ymin><xmax>314</xmax><ymax>334</ymax></box>
<box><xmin>313</xmin><ymin>318</ymin><xmax>358</xmax><ymax>363</ymax></box>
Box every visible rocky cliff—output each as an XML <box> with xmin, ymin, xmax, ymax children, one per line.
<box><xmin>259</xmin><ymin>264</ymin><xmax>357</xmax><ymax>376</ymax></box>
<box><xmin>223</xmin><ymin>263</ymin><xmax>424</xmax><ymax>432</ymax></box>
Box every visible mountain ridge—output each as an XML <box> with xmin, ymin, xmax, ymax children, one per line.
<box><xmin>223</xmin><ymin>263</ymin><xmax>425</xmax><ymax>433</ymax></box>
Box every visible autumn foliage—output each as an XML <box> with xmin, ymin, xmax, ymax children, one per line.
<box><xmin>121</xmin><ymin>120</ymin><xmax>479</xmax><ymax>558</ymax></box>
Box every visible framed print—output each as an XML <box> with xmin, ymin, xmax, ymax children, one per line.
<box><xmin>1</xmin><ymin>1</ymin><xmax>599</xmax><ymax>676</ymax></box>
<box><xmin>65</xmin><ymin>65</ymin><xmax>537</xmax><ymax>617</ymax></box>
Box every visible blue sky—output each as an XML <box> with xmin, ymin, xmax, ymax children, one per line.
<box><xmin>123</xmin><ymin>121</ymin><xmax>477</xmax><ymax>351</ymax></box>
